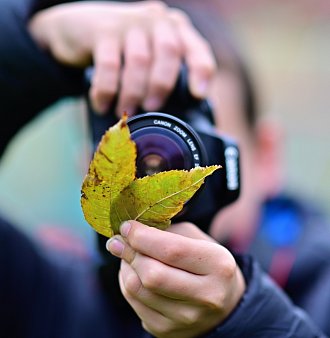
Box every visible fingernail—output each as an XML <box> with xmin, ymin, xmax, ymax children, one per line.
<box><xmin>143</xmin><ymin>97</ymin><xmax>162</xmax><ymax>111</ymax></box>
<box><xmin>120</xmin><ymin>221</ymin><xmax>131</xmax><ymax>238</ymax></box>
<box><xmin>106</xmin><ymin>237</ymin><xmax>124</xmax><ymax>257</ymax></box>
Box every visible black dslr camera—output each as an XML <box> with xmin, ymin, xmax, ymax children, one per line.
<box><xmin>85</xmin><ymin>66</ymin><xmax>240</xmax><ymax>233</ymax></box>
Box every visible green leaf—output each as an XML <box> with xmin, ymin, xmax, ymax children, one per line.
<box><xmin>110</xmin><ymin>166</ymin><xmax>220</xmax><ymax>233</ymax></box>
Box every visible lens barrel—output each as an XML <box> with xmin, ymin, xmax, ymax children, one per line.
<box><xmin>127</xmin><ymin>113</ymin><xmax>208</xmax><ymax>178</ymax></box>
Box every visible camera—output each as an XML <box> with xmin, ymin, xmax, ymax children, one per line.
<box><xmin>85</xmin><ymin>66</ymin><xmax>240</xmax><ymax>233</ymax></box>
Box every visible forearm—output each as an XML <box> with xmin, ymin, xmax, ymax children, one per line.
<box><xmin>0</xmin><ymin>0</ymin><xmax>84</xmax><ymax>111</ymax></box>
<box><xmin>0</xmin><ymin>0</ymin><xmax>85</xmax><ymax>155</ymax></box>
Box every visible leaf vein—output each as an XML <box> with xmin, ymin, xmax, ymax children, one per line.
<box><xmin>135</xmin><ymin>175</ymin><xmax>206</xmax><ymax>220</ymax></box>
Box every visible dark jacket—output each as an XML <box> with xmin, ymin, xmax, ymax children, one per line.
<box><xmin>248</xmin><ymin>195</ymin><xmax>330</xmax><ymax>336</ymax></box>
<box><xmin>0</xmin><ymin>0</ymin><xmax>327</xmax><ymax>337</ymax></box>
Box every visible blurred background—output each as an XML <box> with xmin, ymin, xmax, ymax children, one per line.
<box><xmin>217</xmin><ymin>0</ymin><xmax>330</xmax><ymax>215</ymax></box>
<box><xmin>0</xmin><ymin>0</ymin><xmax>329</xmax><ymax>242</ymax></box>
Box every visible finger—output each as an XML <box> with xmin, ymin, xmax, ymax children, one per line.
<box><xmin>167</xmin><ymin>222</ymin><xmax>217</xmax><ymax>243</ymax></box>
<box><xmin>120</xmin><ymin>257</ymin><xmax>204</xmax><ymax>302</ymax></box>
<box><xmin>120</xmin><ymin>261</ymin><xmax>204</xmax><ymax>324</ymax></box>
<box><xmin>118</xmin><ymin>267</ymin><xmax>174</xmax><ymax>337</ymax></box>
<box><xmin>170</xmin><ymin>9</ymin><xmax>217</xmax><ymax>98</ymax></box>
<box><xmin>143</xmin><ymin>19</ymin><xmax>182</xmax><ymax>111</ymax></box>
<box><xmin>106</xmin><ymin>235</ymin><xmax>136</xmax><ymax>262</ymax></box>
<box><xmin>109</xmin><ymin>233</ymin><xmax>235</xmax><ymax>305</ymax></box>
<box><xmin>116</xmin><ymin>26</ymin><xmax>151</xmax><ymax>117</ymax></box>
<box><xmin>107</xmin><ymin>236</ymin><xmax>205</xmax><ymax>299</ymax></box>
<box><xmin>90</xmin><ymin>36</ymin><xmax>122</xmax><ymax>114</ymax></box>
<box><xmin>118</xmin><ymin>221</ymin><xmax>224</xmax><ymax>275</ymax></box>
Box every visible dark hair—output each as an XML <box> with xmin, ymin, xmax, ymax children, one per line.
<box><xmin>165</xmin><ymin>0</ymin><xmax>260</xmax><ymax>132</ymax></box>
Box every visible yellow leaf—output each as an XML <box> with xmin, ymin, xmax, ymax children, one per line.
<box><xmin>80</xmin><ymin>115</ymin><xmax>221</xmax><ymax>238</ymax></box>
<box><xmin>110</xmin><ymin>166</ymin><xmax>221</xmax><ymax>233</ymax></box>
<box><xmin>81</xmin><ymin>115</ymin><xmax>136</xmax><ymax>237</ymax></box>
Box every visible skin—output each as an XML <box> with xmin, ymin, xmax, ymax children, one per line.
<box><xmin>208</xmin><ymin>70</ymin><xmax>284</xmax><ymax>244</ymax></box>
<box><xmin>29</xmin><ymin>1</ymin><xmax>216</xmax><ymax>116</ymax></box>
<box><xmin>107</xmin><ymin>221</ymin><xmax>245</xmax><ymax>338</ymax></box>
<box><xmin>28</xmin><ymin>1</ymin><xmax>286</xmax><ymax>336</ymax></box>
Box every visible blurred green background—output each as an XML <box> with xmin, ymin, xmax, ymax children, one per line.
<box><xmin>0</xmin><ymin>1</ymin><xmax>329</xmax><ymax>241</ymax></box>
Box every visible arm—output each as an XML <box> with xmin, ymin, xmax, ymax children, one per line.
<box><xmin>28</xmin><ymin>1</ymin><xmax>216</xmax><ymax>116</ymax></box>
<box><xmin>0</xmin><ymin>0</ymin><xmax>216</xmax><ymax>154</ymax></box>
<box><xmin>0</xmin><ymin>0</ymin><xmax>84</xmax><ymax>108</ymax></box>
<box><xmin>0</xmin><ymin>0</ymin><xmax>216</xmax><ymax>113</ymax></box>
<box><xmin>0</xmin><ymin>0</ymin><xmax>84</xmax><ymax>155</ymax></box>
<box><xmin>107</xmin><ymin>221</ymin><xmax>327</xmax><ymax>338</ymax></box>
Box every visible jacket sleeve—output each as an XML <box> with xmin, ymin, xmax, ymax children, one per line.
<box><xmin>204</xmin><ymin>254</ymin><xmax>327</xmax><ymax>338</ymax></box>
<box><xmin>0</xmin><ymin>0</ymin><xmax>85</xmax><ymax>154</ymax></box>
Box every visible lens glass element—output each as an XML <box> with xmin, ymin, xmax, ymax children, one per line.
<box><xmin>131</xmin><ymin>127</ymin><xmax>192</xmax><ymax>178</ymax></box>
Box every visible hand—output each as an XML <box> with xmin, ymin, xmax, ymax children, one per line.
<box><xmin>28</xmin><ymin>1</ymin><xmax>216</xmax><ymax>116</ymax></box>
<box><xmin>106</xmin><ymin>221</ymin><xmax>245</xmax><ymax>338</ymax></box>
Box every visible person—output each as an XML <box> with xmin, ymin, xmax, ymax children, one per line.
<box><xmin>166</xmin><ymin>1</ymin><xmax>330</xmax><ymax>334</ymax></box>
<box><xmin>0</xmin><ymin>0</ymin><xmax>327</xmax><ymax>337</ymax></box>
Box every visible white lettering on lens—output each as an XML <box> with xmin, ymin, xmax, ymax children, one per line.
<box><xmin>187</xmin><ymin>138</ymin><xmax>196</xmax><ymax>151</ymax></box>
<box><xmin>225</xmin><ymin>146</ymin><xmax>239</xmax><ymax>190</ymax></box>
<box><xmin>153</xmin><ymin>119</ymin><xmax>171</xmax><ymax>128</ymax></box>
<box><xmin>173</xmin><ymin>126</ymin><xmax>187</xmax><ymax>138</ymax></box>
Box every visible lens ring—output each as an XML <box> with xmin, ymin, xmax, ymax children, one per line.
<box><xmin>127</xmin><ymin>112</ymin><xmax>207</xmax><ymax>177</ymax></box>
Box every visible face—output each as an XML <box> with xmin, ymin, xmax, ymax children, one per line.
<box><xmin>207</xmin><ymin>70</ymin><xmax>283</xmax><ymax>247</ymax></box>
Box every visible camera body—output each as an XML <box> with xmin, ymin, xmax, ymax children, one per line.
<box><xmin>85</xmin><ymin>67</ymin><xmax>240</xmax><ymax>233</ymax></box>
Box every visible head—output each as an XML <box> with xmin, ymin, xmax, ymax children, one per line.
<box><xmin>166</xmin><ymin>0</ymin><xmax>285</xmax><ymax>246</ymax></box>
<box><xmin>208</xmin><ymin>61</ymin><xmax>284</xmax><ymax>246</ymax></box>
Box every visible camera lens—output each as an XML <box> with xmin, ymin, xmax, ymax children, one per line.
<box><xmin>140</xmin><ymin>154</ymin><xmax>166</xmax><ymax>176</ymax></box>
<box><xmin>127</xmin><ymin>113</ymin><xmax>207</xmax><ymax>178</ymax></box>
<box><xmin>132</xmin><ymin>127</ymin><xmax>192</xmax><ymax>177</ymax></box>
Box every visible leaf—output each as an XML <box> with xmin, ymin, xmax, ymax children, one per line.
<box><xmin>81</xmin><ymin>115</ymin><xmax>221</xmax><ymax>238</ymax></box>
<box><xmin>110</xmin><ymin>166</ymin><xmax>220</xmax><ymax>233</ymax></box>
<box><xmin>81</xmin><ymin>115</ymin><xmax>136</xmax><ymax>237</ymax></box>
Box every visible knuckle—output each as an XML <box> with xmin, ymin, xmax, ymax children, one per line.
<box><xmin>218</xmin><ymin>253</ymin><xmax>237</xmax><ymax>280</ymax></box>
<box><xmin>123</xmin><ymin>246</ymin><xmax>137</xmax><ymax>265</ymax></box>
<box><xmin>201</xmin><ymin>290</ymin><xmax>224</xmax><ymax>310</ymax></box>
<box><xmin>91</xmin><ymin>83</ymin><xmax>116</xmax><ymax>95</ymax></box>
<box><xmin>150</xmin><ymin>78</ymin><xmax>173</xmax><ymax>94</ymax></box>
<box><xmin>121</xmin><ymin>91</ymin><xmax>142</xmax><ymax>105</ymax></box>
<box><xmin>97</xmin><ymin>57</ymin><xmax>121</xmax><ymax>72</ymax></box>
<box><xmin>195</xmin><ymin>54</ymin><xmax>217</xmax><ymax>76</ymax></box>
<box><xmin>169</xmin><ymin>8</ymin><xmax>191</xmax><ymax>25</ymax></box>
<box><xmin>123</xmin><ymin>271</ymin><xmax>142</xmax><ymax>296</ymax></box>
<box><xmin>146</xmin><ymin>1</ymin><xmax>167</xmax><ymax>14</ymax></box>
<box><xmin>164</xmin><ymin>242</ymin><xmax>186</xmax><ymax>264</ymax></box>
<box><xmin>129</xmin><ymin>51</ymin><xmax>151</xmax><ymax>69</ymax></box>
<box><xmin>160</xmin><ymin>39</ymin><xmax>181</xmax><ymax>57</ymax></box>
<box><xmin>141</xmin><ymin>264</ymin><xmax>163</xmax><ymax>290</ymax></box>
<box><xmin>90</xmin><ymin>85</ymin><xmax>115</xmax><ymax>103</ymax></box>
<box><xmin>128</xmin><ymin>223</ymin><xmax>144</xmax><ymax>248</ymax></box>
<box><xmin>178</xmin><ymin>309</ymin><xmax>200</xmax><ymax>326</ymax></box>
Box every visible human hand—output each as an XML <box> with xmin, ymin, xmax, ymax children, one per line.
<box><xmin>106</xmin><ymin>220</ymin><xmax>245</xmax><ymax>338</ymax></box>
<box><xmin>28</xmin><ymin>1</ymin><xmax>216</xmax><ymax>116</ymax></box>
